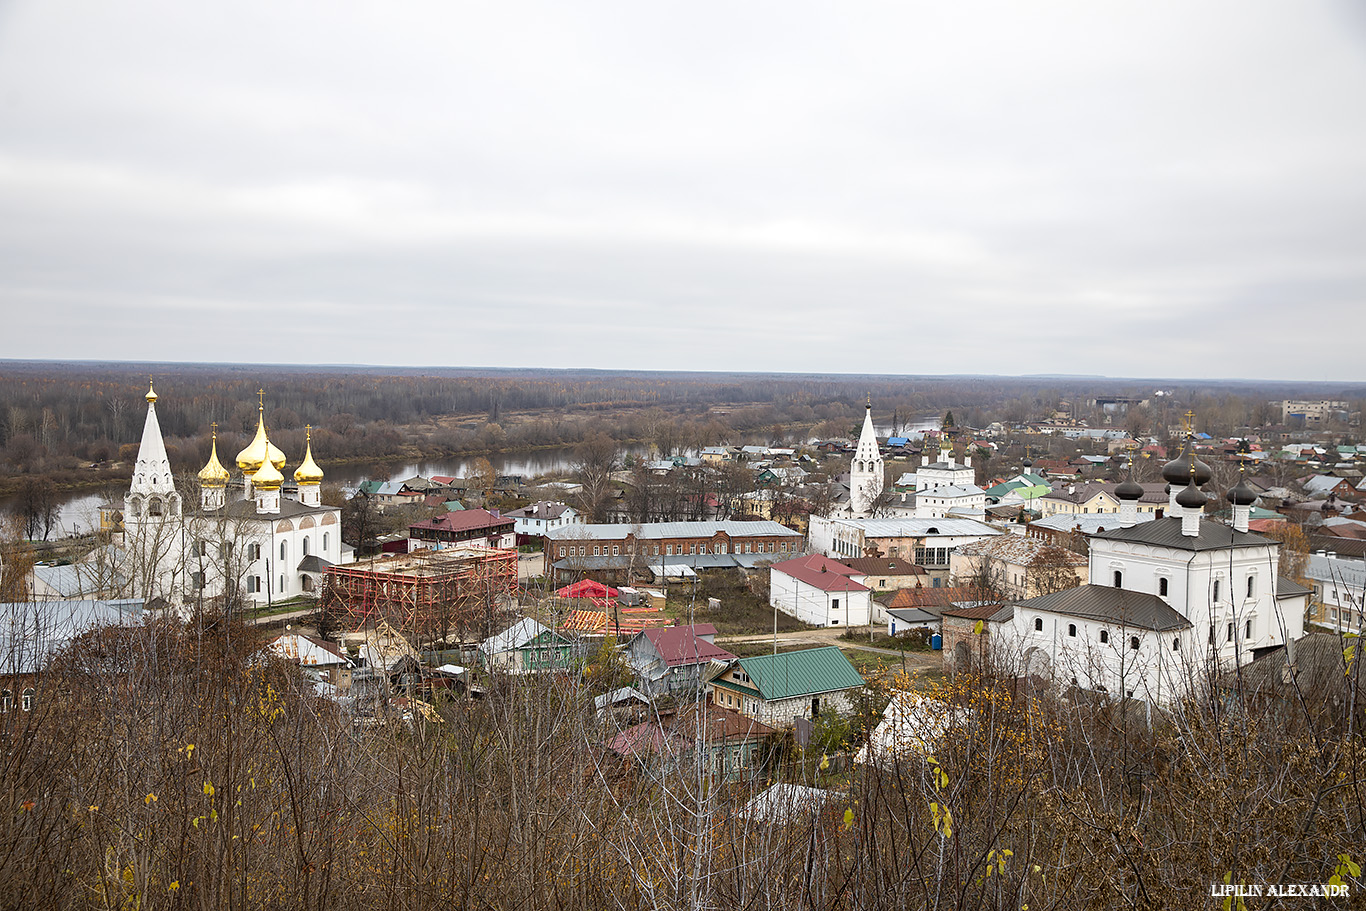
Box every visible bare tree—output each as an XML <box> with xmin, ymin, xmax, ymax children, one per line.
<box><xmin>571</xmin><ymin>434</ymin><xmax>619</xmax><ymax>523</ymax></box>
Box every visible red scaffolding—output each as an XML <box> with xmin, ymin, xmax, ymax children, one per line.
<box><xmin>321</xmin><ymin>545</ymin><xmax>518</xmax><ymax>640</ymax></box>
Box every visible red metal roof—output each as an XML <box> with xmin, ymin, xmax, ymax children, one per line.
<box><xmin>771</xmin><ymin>554</ymin><xmax>868</xmax><ymax>593</ymax></box>
<box><xmin>556</xmin><ymin>579</ymin><xmax>619</xmax><ymax>600</ymax></box>
<box><xmin>409</xmin><ymin>508</ymin><xmax>513</xmax><ymax>535</ymax></box>
<box><xmin>641</xmin><ymin>624</ymin><xmax>736</xmax><ymax>667</ymax></box>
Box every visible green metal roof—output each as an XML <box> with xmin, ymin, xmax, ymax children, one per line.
<box><xmin>737</xmin><ymin>646</ymin><xmax>865</xmax><ymax>701</ymax></box>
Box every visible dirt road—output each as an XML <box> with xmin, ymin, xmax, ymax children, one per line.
<box><xmin>717</xmin><ymin>626</ymin><xmax>942</xmax><ymax>675</ymax></box>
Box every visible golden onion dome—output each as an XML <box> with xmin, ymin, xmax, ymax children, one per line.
<box><xmin>267</xmin><ymin>438</ymin><xmax>287</xmax><ymax>471</ymax></box>
<box><xmin>294</xmin><ymin>428</ymin><xmax>324</xmax><ymax>485</ymax></box>
<box><xmin>236</xmin><ymin>409</ymin><xmax>271</xmax><ymax>473</ymax></box>
<box><xmin>252</xmin><ymin>457</ymin><xmax>284</xmax><ymax>491</ymax></box>
<box><xmin>198</xmin><ymin>428</ymin><xmax>230</xmax><ymax>488</ymax></box>
<box><xmin>145</xmin><ymin>380</ymin><xmax>158</xmax><ymax>404</ymax></box>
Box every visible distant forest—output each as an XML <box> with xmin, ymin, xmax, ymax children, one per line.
<box><xmin>1</xmin><ymin>360</ymin><xmax>1362</xmax><ymax>483</ymax></box>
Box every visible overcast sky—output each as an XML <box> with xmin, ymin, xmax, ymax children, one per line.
<box><xmin>1</xmin><ymin>1</ymin><xmax>1363</xmax><ymax>381</ymax></box>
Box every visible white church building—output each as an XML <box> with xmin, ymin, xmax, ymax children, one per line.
<box><xmin>122</xmin><ymin>383</ymin><xmax>344</xmax><ymax>611</ymax></box>
<box><xmin>983</xmin><ymin>440</ymin><xmax>1308</xmax><ymax>705</ymax></box>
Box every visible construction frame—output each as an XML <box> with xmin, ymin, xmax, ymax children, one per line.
<box><xmin>321</xmin><ymin>545</ymin><xmax>518</xmax><ymax>643</ymax></box>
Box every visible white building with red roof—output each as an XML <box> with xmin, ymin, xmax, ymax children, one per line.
<box><xmin>769</xmin><ymin>554</ymin><xmax>872</xmax><ymax>628</ymax></box>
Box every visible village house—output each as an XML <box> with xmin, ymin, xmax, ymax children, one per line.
<box><xmin>623</xmin><ymin>624</ymin><xmax>738</xmax><ymax>697</ymax></box>
<box><xmin>605</xmin><ymin>706</ymin><xmax>777</xmax><ymax>783</ymax></box>
<box><xmin>1037</xmin><ymin>481</ymin><xmax>1167</xmax><ymax>519</ymax></box>
<box><xmin>769</xmin><ymin>554</ymin><xmax>873</xmax><ymax>627</ymax></box>
<box><xmin>408</xmin><ymin>508</ymin><xmax>516</xmax><ymax>551</ymax></box>
<box><xmin>479</xmin><ymin>617</ymin><xmax>578</xmax><ymax>674</ymax></box>
<box><xmin>839</xmin><ymin>556</ymin><xmax>927</xmax><ymax>592</ymax></box>
<box><xmin>268</xmin><ymin>632</ymin><xmax>355</xmax><ymax>694</ymax></box>
<box><xmin>708</xmin><ymin>646</ymin><xmax>866</xmax><ymax>728</ymax></box>
<box><xmin>503</xmin><ymin>500</ymin><xmax>580</xmax><ymax>545</ymax></box>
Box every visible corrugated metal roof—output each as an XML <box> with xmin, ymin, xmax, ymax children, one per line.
<box><xmin>550</xmin><ymin>553</ymin><xmax>775</xmax><ymax>572</ymax></box>
<box><xmin>1014</xmin><ymin>584</ymin><xmax>1190</xmax><ymax>631</ymax></box>
<box><xmin>1276</xmin><ymin>576</ymin><xmax>1312</xmax><ymax>598</ymax></box>
<box><xmin>547</xmin><ymin>520</ymin><xmax>801</xmax><ymax>541</ymax></box>
<box><xmin>737</xmin><ymin>646</ymin><xmax>865</xmax><ymax>700</ymax></box>
<box><xmin>480</xmin><ymin>618</ymin><xmax>551</xmax><ymax>655</ymax></box>
<box><xmin>1094</xmin><ymin>516</ymin><xmax>1273</xmax><ymax>552</ymax></box>
<box><xmin>0</xmin><ymin>599</ymin><xmax>145</xmax><ymax>675</ymax></box>
<box><xmin>1028</xmin><ymin>513</ymin><xmax>1154</xmax><ymax>535</ymax></box>
<box><xmin>1306</xmin><ymin>554</ymin><xmax>1366</xmax><ymax>589</ymax></box>
<box><xmin>886</xmin><ymin>607</ymin><xmax>942</xmax><ymax>624</ymax></box>
<box><xmin>771</xmin><ymin>555</ymin><xmax>868</xmax><ymax>592</ymax></box>
<box><xmin>830</xmin><ymin>518</ymin><xmax>1002</xmax><ymax>538</ymax></box>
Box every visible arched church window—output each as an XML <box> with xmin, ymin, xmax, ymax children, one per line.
<box><xmin>21</xmin><ymin>689</ymin><xmax>33</xmax><ymax>712</ymax></box>
<box><xmin>1</xmin><ymin>690</ymin><xmax>10</xmax><ymax>712</ymax></box>
<box><xmin>280</xmin><ymin>541</ymin><xmax>287</xmax><ymax>562</ymax></box>
<box><xmin>303</xmin><ymin>536</ymin><xmax>311</xmax><ymax>557</ymax></box>
<box><xmin>148</xmin><ymin>496</ymin><xmax>163</xmax><ymax>517</ymax></box>
<box><xmin>323</xmin><ymin>532</ymin><xmax>329</xmax><ymax>551</ymax></box>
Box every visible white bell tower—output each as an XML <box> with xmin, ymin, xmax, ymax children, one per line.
<box><xmin>850</xmin><ymin>397</ymin><xmax>884</xmax><ymax>517</ymax></box>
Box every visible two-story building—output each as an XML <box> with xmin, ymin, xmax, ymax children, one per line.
<box><xmin>503</xmin><ymin>501</ymin><xmax>580</xmax><ymax>545</ymax></box>
<box><xmin>545</xmin><ymin>520</ymin><xmax>804</xmax><ymax>578</ymax></box>
<box><xmin>808</xmin><ymin>515</ymin><xmax>1003</xmax><ymax>587</ymax></box>
<box><xmin>408</xmin><ymin>509</ymin><xmax>516</xmax><ymax>551</ymax></box>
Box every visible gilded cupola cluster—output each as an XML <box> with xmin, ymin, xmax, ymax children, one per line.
<box><xmin>198</xmin><ymin>390</ymin><xmax>324</xmax><ymax>514</ymax></box>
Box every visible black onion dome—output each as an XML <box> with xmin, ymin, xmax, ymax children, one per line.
<box><xmin>1115</xmin><ymin>478</ymin><xmax>1144</xmax><ymax>501</ymax></box>
<box><xmin>1161</xmin><ymin>440</ymin><xmax>1213</xmax><ymax>486</ymax></box>
<box><xmin>1226</xmin><ymin>479</ymin><xmax>1258</xmax><ymax>506</ymax></box>
<box><xmin>1176</xmin><ymin>480</ymin><xmax>1207</xmax><ymax>510</ymax></box>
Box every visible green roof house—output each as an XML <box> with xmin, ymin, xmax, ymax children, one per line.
<box><xmin>708</xmin><ymin>646</ymin><xmax>866</xmax><ymax>729</ymax></box>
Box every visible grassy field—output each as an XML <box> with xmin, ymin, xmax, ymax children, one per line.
<box><xmin>664</xmin><ymin>568</ymin><xmax>814</xmax><ymax>635</ymax></box>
